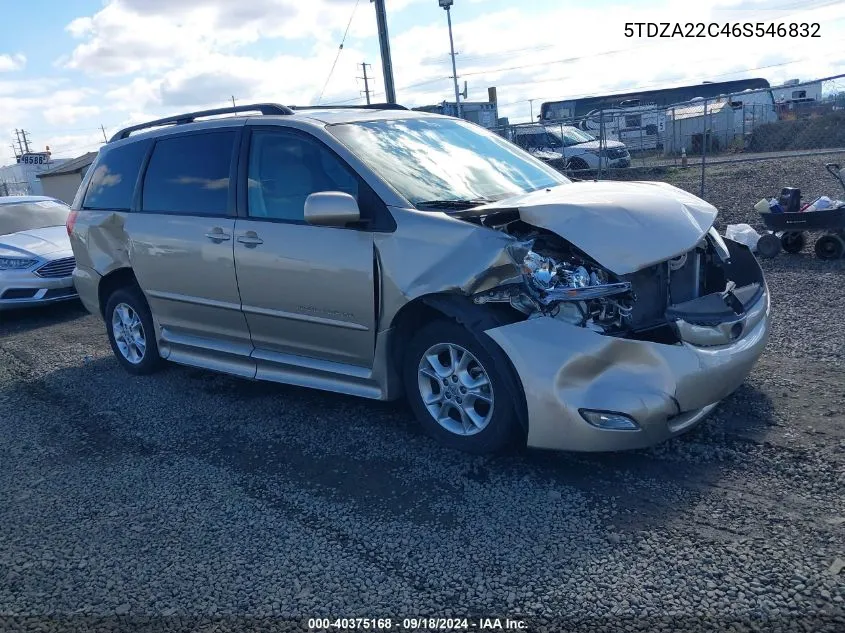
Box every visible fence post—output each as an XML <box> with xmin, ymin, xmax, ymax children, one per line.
<box><xmin>672</xmin><ymin>107</ymin><xmax>676</xmax><ymax>165</ymax></box>
<box><xmin>598</xmin><ymin>109</ymin><xmax>605</xmax><ymax>180</ymax></box>
<box><xmin>700</xmin><ymin>98</ymin><xmax>708</xmax><ymax>198</ymax></box>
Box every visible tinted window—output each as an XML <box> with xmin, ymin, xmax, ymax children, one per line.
<box><xmin>0</xmin><ymin>200</ymin><xmax>69</xmax><ymax>235</ymax></box>
<box><xmin>142</xmin><ymin>132</ymin><xmax>236</xmax><ymax>215</ymax></box>
<box><xmin>82</xmin><ymin>141</ymin><xmax>148</xmax><ymax>210</ymax></box>
<box><xmin>247</xmin><ymin>130</ymin><xmax>359</xmax><ymax>222</ymax></box>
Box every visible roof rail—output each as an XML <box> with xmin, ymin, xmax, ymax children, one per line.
<box><xmin>291</xmin><ymin>103</ymin><xmax>409</xmax><ymax>111</ymax></box>
<box><xmin>109</xmin><ymin>103</ymin><xmax>295</xmax><ymax>142</ymax></box>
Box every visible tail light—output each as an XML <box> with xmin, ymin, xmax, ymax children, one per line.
<box><xmin>66</xmin><ymin>209</ymin><xmax>79</xmax><ymax>237</ymax></box>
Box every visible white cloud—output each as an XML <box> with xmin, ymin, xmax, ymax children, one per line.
<box><xmin>0</xmin><ymin>53</ymin><xmax>26</xmax><ymax>72</ymax></box>
<box><xmin>2</xmin><ymin>0</ymin><xmax>844</xmax><ymax>167</ymax></box>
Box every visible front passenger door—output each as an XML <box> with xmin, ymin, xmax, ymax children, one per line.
<box><xmin>233</xmin><ymin>127</ymin><xmax>377</xmax><ymax>368</ymax></box>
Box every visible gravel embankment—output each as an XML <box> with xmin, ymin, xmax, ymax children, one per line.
<box><xmin>0</xmin><ymin>154</ymin><xmax>843</xmax><ymax>633</ymax></box>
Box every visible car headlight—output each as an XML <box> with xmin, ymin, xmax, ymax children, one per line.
<box><xmin>0</xmin><ymin>257</ymin><xmax>38</xmax><ymax>270</ymax></box>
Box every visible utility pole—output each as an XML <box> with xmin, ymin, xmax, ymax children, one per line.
<box><xmin>100</xmin><ymin>124</ymin><xmax>108</xmax><ymax>143</ymax></box>
<box><xmin>371</xmin><ymin>0</ymin><xmax>397</xmax><ymax>104</ymax></box>
<box><xmin>439</xmin><ymin>0</ymin><xmax>462</xmax><ymax>119</ymax></box>
<box><xmin>359</xmin><ymin>63</ymin><xmax>373</xmax><ymax>105</ymax></box>
<box><xmin>231</xmin><ymin>96</ymin><xmax>237</xmax><ymax>107</ymax></box>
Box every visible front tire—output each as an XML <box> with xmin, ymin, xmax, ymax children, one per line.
<box><xmin>815</xmin><ymin>233</ymin><xmax>845</xmax><ymax>260</ymax></box>
<box><xmin>104</xmin><ymin>286</ymin><xmax>162</xmax><ymax>375</ymax></box>
<box><xmin>567</xmin><ymin>157</ymin><xmax>590</xmax><ymax>174</ymax></box>
<box><xmin>403</xmin><ymin>319</ymin><xmax>522</xmax><ymax>454</ymax></box>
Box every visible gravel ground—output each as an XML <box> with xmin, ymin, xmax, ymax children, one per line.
<box><xmin>1</xmin><ymin>153</ymin><xmax>844</xmax><ymax>633</ymax></box>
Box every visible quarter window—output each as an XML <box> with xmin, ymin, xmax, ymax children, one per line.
<box><xmin>247</xmin><ymin>130</ymin><xmax>359</xmax><ymax>222</ymax></box>
<box><xmin>82</xmin><ymin>141</ymin><xmax>148</xmax><ymax>211</ymax></box>
<box><xmin>141</xmin><ymin>132</ymin><xmax>236</xmax><ymax>215</ymax></box>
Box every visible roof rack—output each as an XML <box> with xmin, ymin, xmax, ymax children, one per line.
<box><xmin>109</xmin><ymin>103</ymin><xmax>295</xmax><ymax>142</ymax></box>
<box><xmin>291</xmin><ymin>103</ymin><xmax>409</xmax><ymax>111</ymax></box>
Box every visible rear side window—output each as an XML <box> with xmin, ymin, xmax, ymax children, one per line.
<box><xmin>82</xmin><ymin>141</ymin><xmax>148</xmax><ymax>210</ymax></box>
<box><xmin>141</xmin><ymin>132</ymin><xmax>236</xmax><ymax>215</ymax></box>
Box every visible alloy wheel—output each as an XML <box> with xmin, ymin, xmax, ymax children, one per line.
<box><xmin>417</xmin><ymin>343</ymin><xmax>494</xmax><ymax>436</ymax></box>
<box><xmin>111</xmin><ymin>302</ymin><xmax>146</xmax><ymax>365</ymax></box>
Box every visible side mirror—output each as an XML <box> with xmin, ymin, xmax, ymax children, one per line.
<box><xmin>304</xmin><ymin>191</ymin><xmax>360</xmax><ymax>227</ymax></box>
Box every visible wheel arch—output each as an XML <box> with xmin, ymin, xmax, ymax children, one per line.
<box><xmin>97</xmin><ymin>267</ymin><xmax>140</xmax><ymax>319</ymax></box>
<box><xmin>388</xmin><ymin>292</ymin><xmax>529</xmax><ymax>435</ymax></box>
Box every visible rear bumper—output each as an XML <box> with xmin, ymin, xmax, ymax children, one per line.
<box><xmin>485</xmin><ymin>287</ymin><xmax>770</xmax><ymax>452</ymax></box>
<box><xmin>72</xmin><ymin>266</ymin><xmax>102</xmax><ymax>316</ymax></box>
<box><xmin>0</xmin><ymin>276</ymin><xmax>77</xmax><ymax>311</ymax></box>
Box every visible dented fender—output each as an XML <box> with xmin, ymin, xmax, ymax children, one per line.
<box><xmin>375</xmin><ymin>207</ymin><xmax>521</xmax><ymax>330</ymax></box>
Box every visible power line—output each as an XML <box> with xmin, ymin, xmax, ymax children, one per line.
<box><xmin>316</xmin><ymin>0</ymin><xmax>361</xmax><ymax>104</ymax></box>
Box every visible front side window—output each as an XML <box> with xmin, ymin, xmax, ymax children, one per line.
<box><xmin>82</xmin><ymin>141</ymin><xmax>148</xmax><ymax>211</ymax></box>
<box><xmin>141</xmin><ymin>132</ymin><xmax>236</xmax><ymax>215</ymax></box>
<box><xmin>515</xmin><ymin>132</ymin><xmax>548</xmax><ymax>150</ymax></box>
<box><xmin>0</xmin><ymin>200</ymin><xmax>69</xmax><ymax>235</ymax></box>
<box><xmin>329</xmin><ymin>118</ymin><xmax>568</xmax><ymax>207</ymax></box>
<box><xmin>247</xmin><ymin>130</ymin><xmax>359</xmax><ymax>222</ymax></box>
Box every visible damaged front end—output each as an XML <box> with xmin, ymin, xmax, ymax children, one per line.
<box><xmin>473</xmin><ymin>238</ymin><xmax>636</xmax><ymax>334</ymax></box>
<box><xmin>470</xmin><ymin>219</ymin><xmax>767</xmax><ymax>348</ymax></box>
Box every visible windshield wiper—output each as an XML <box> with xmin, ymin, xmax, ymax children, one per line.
<box><xmin>415</xmin><ymin>198</ymin><xmax>492</xmax><ymax>211</ymax></box>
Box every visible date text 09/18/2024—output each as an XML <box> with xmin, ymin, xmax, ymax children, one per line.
<box><xmin>307</xmin><ymin>618</ymin><xmax>528</xmax><ymax>630</ymax></box>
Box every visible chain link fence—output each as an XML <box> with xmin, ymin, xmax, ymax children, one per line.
<box><xmin>493</xmin><ymin>74</ymin><xmax>845</xmax><ymax>197</ymax></box>
<box><xmin>0</xmin><ymin>180</ymin><xmax>32</xmax><ymax>197</ymax></box>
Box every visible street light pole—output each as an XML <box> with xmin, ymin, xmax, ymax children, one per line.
<box><xmin>439</xmin><ymin>0</ymin><xmax>462</xmax><ymax>119</ymax></box>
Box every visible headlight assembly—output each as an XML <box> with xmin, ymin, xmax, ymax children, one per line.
<box><xmin>0</xmin><ymin>257</ymin><xmax>38</xmax><ymax>270</ymax></box>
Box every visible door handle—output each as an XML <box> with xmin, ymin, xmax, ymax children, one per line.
<box><xmin>205</xmin><ymin>228</ymin><xmax>231</xmax><ymax>242</ymax></box>
<box><xmin>237</xmin><ymin>232</ymin><xmax>264</xmax><ymax>247</ymax></box>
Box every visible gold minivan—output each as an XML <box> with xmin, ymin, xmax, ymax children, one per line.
<box><xmin>68</xmin><ymin>103</ymin><xmax>770</xmax><ymax>454</ymax></box>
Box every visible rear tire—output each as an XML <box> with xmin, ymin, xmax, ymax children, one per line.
<box><xmin>403</xmin><ymin>319</ymin><xmax>522</xmax><ymax>454</ymax></box>
<box><xmin>104</xmin><ymin>286</ymin><xmax>162</xmax><ymax>375</ymax></box>
<box><xmin>815</xmin><ymin>234</ymin><xmax>845</xmax><ymax>260</ymax></box>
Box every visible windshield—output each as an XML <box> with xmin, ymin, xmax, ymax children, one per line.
<box><xmin>545</xmin><ymin>127</ymin><xmax>596</xmax><ymax>146</ymax></box>
<box><xmin>0</xmin><ymin>200</ymin><xmax>70</xmax><ymax>236</ymax></box>
<box><xmin>328</xmin><ymin>117</ymin><xmax>569</xmax><ymax>207</ymax></box>
<box><xmin>561</xmin><ymin>127</ymin><xmax>596</xmax><ymax>144</ymax></box>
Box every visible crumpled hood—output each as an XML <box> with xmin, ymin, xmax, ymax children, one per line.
<box><xmin>0</xmin><ymin>225</ymin><xmax>72</xmax><ymax>258</ymax></box>
<box><xmin>476</xmin><ymin>181</ymin><xmax>718</xmax><ymax>275</ymax></box>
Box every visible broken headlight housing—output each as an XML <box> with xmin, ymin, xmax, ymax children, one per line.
<box><xmin>473</xmin><ymin>240</ymin><xmax>635</xmax><ymax>333</ymax></box>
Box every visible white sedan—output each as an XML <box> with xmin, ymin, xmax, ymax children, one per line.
<box><xmin>511</xmin><ymin>125</ymin><xmax>631</xmax><ymax>173</ymax></box>
<box><xmin>0</xmin><ymin>196</ymin><xmax>77</xmax><ymax>311</ymax></box>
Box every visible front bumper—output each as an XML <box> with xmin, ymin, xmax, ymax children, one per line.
<box><xmin>485</xmin><ymin>287</ymin><xmax>770</xmax><ymax>452</ymax></box>
<box><xmin>0</xmin><ymin>274</ymin><xmax>77</xmax><ymax>311</ymax></box>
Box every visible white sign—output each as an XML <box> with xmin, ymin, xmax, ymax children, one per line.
<box><xmin>18</xmin><ymin>152</ymin><xmax>51</xmax><ymax>166</ymax></box>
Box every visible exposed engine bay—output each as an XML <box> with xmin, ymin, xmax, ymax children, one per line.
<box><xmin>468</xmin><ymin>212</ymin><xmax>765</xmax><ymax>345</ymax></box>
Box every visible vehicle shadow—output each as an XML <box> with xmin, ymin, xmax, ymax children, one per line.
<box><xmin>4</xmin><ymin>355</ymin><xmax>776</xmax><ymax>535</ymax></box>
<box><xmin>0</xmin><ymin>299</ymin><xmax>89</xmax><ymax>336</ymax></box>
